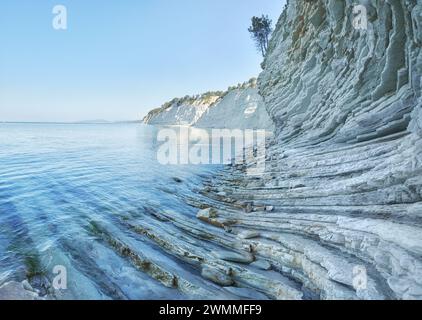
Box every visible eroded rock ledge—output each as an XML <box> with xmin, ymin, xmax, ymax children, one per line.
<box><xmin>123</xmin><ymin>0</ymin><xmax>422</xmax><ymax>300</ymax></box>
<box><xmin>194</xmin><ymin>0</ymin><xmax>422</xmax><ymax>299</ymax></box>
<box><xmin>150</xmin><ymin>0</ymin><xmax>422</xmax><ymax>300</ymax></box>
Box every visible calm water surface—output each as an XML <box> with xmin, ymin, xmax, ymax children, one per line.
<box><xmin>0</xmin><ymin>123</ymin><xmax>220</xmax><ymax>299</ymax></box>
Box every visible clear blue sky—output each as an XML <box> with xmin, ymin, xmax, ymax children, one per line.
<box><xmin>0</xmin><ymin>0</ymin><xmax>285</xmax><ymax>122</ymax></box>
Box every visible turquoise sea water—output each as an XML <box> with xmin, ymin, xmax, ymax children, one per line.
<box><xmin>0</xmin><ymin>123</ymin><xmax>219</xmax><ymax>299</ymax></box>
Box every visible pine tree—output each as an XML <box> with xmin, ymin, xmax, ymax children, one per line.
<box><xmin>248</xmin><ymin>15</ymin><xmax>273</xmax><ymax>57</ymax></box>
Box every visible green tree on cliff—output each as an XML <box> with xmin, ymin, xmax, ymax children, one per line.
<box><xmin>248</xmin><ymin>15</ymin><xmax>273</xmax><ymax>57</ymax></box>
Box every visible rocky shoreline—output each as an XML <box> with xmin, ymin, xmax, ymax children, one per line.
<box><xmin>2</xmin><ymin>0</ymin><xmax>422</xmax><ymax>300</ymax></box>
<box><xmin>0</xmin><ymin>281</ymin><xmax>44</xmax><ymax>300</ymax></box>
<box><xmin>134</xmin><ymin>0</ymin><xmax>422</xmax><ymax>300</ymax></box>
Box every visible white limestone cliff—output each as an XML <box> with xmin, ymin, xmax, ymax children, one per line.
<box><xmin>143</xmin><ymin>79</ymin><xmax>274</xmax><ymax>130</ymax></box>
<box><xmin>143</xmin><ymin>93</ymin><xmax>220</xmax><ymax>127</ymax></box>
<box><xmin>195</xmin><ymin>87</ymin><xmax>273</xmax><ymax>130</ymax></box>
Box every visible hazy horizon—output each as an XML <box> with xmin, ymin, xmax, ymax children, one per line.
<box><xmin>0</xmin><ymin>0</ymin><xmax>285</xmax><ymax>123</ymax></box>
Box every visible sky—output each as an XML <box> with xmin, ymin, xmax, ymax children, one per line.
<box><xmin>0</xmin><ymin>0</ymin><xmax>285</xmax><ymax>122</ymax></box>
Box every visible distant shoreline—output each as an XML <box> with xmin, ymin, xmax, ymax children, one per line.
<box><xmin>0</xmin><ymin>121</ymin><xmax>142</xmax><ymax>125</ymax></box>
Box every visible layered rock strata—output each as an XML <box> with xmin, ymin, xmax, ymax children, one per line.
<box><xmin>137</xmin><ymin>0</ymin><xmax>422</xmax><ymax>300</ymax></box>
<box><xmin>189</xmin><ymin>0</ymin><xmax>422</xmax><ymax>299</ymax></box>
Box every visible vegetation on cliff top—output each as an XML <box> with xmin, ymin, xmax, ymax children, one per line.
<box><xmin>144</xmin><ymin>78</ymin><xmax>258</xmax><ymax>121</ymax></box>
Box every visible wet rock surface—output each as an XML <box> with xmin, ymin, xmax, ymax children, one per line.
<box><xmin>0</xmin><ymin>281</ymin><xmax>42</xmax><ymax>300</ymax></box>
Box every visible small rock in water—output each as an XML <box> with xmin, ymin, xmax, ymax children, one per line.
<box><xmin>212</xmin><ymin>250</ymin><xmax>254</xmax><ymax>264</ymax></box>
<box><xmin>0</xmin><ymin>282</ymin><xmax>41</xmax><ymax>300</ymax></box>
<box><xmin>172</xmin><ymin>177</ymin><xmax>183</xmax><ymax>183</ymax></box>
<box><xmin>237</xmin><ymin>230</ymin><xmax>260</xmax><ymax>239</ymax></box>
<box><xmin>21</xmin><ymin>280</ymin><xmax>36</xmax><ymax>293</ymax></box>
<box><xmin>223</xmin><ymin>226</ymin><xmax>233</xmax><ymax>233</ymax></box>
<box><xmin>197</xmin><ymin>208</ymin><xmax>218</xmax><ymax>220</ymax></box>
<box><xmin>253</xmin><ymin>206</ymin><xmax>266</xmax><ymax>212</ymax></box>
<box><xmin>29</xmin><ymin>275</ymin><xmax>51</xmax><ymax>297</ymax></box>
<box><xmin>251</xmin><ymin>260</ymin><xmax>272</xmax><ymax>271</ymax></box>
<box><xmin>201</xmin><ymin>266</ymin><xmax>234</xmax><ymax>286</ymax></box>
<box><xmin>243</xmin><ymin>202</ymin><xmax>253</xmax><ymax>213</ymax></box>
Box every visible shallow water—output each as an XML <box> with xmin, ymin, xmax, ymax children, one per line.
<box><xmin>0</xmin><ymin>123</ymin><xmax>221</xmax><ymax>299</ymax></box>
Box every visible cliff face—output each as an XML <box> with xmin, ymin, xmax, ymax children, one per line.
<box><xmin>195</xmin><ymin>87</ymin><xmax>273</xmax><ymax>129</ymax></box>
<box><xmin>143</xmin><ymin>80</ymin><xmax>274</xmax><ymax>130</ymax></box>
<box><xmin>259</xmin><ymin>0</ymin><xmax>422</xmax><ymax>145</ymax></box>
<box><xmin>248</xmin><ymin>0</ymin><xmax>422</xmax><ymax>298</ymax></box>
<box><xmin>143</xmin><ymin>93</ymin><xmax>221</xmax><ymax>126</ymax></box>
